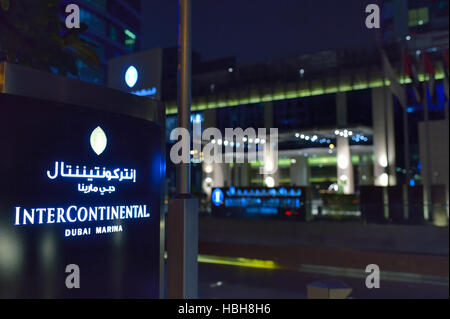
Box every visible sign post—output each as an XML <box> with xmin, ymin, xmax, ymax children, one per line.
<box><xmin>0</xmin><ymin>63</ymin><xmax>164</xmax><ymax>298</ymax></box>
<box><xmin>167</xmin><ymin>0</ymin><xmax>199</xmax><ymax>299</ymax></box>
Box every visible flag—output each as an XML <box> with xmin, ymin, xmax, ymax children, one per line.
<box><xmin>382</xmin><ymin>50</ymin><xmax>406</xmax><ymax>108</ymax></box>
<box><xmin>443</xmin><ymin>50</ymin><xmax>449</xmax><ymax>102</ymax></box>
<box><xmin>423</xmin><ymin>51</ymin><xmax>438</xmax><ymax>105</ymax></box>
<box><xmin>404</xmin><ymin>49</ymin><xmax>422</xmax><ymax>103</ymax></box>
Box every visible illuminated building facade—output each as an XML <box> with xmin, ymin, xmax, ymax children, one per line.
<box><xmin>106</xmin><ymin>11</ymin><xmax>448</xmax><ymax>220</ymax></box>
<box><xmin>161</xmin><ymin>48</ymin><xmax>444</xmax><ymax>190</ymax></box>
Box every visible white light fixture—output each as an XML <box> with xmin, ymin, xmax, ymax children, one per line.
<box><xmin>379</xmin><ymin>156</ymin><xmax>388</xmax><ymax>168</ymax></box>
<box><xmin>379</xmin><ymin>173</ymin><xmax>389</xmax><ymax>186</ymax></box>
<box><xmin>204</xmin><ymin>164</ymin><xmax>213</xmax><ymax>173</ymax></box>
<box><xmin>265</xmin><ymin>176</ymin><xmax>275</xmax><ymax>188</ymax></box>
<box><xmin>328</xmin><ymin>183</ymin><xmax>339</xmax><ymax>192</ymax></box>
<box><xmin>125</xmin><ymin>66</ymin><xmax>138</xmax><ymax>88</ymax></box>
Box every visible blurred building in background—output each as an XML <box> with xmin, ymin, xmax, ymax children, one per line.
<box><xmin>60</xmin><ymin>0</ymin><xmax>141</xmax><ymax>84</ymax></box>
<box><xmin>106</xmin><ymin>0</ymin><xmax>449</xmax><ymax>225</ymax></box>
<box><xmin>108</xmin><ymin>47</ymin><xmax>236</xmax><ymax>101</ymax></box>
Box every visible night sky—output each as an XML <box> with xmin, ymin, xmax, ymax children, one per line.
<box><xmin>141</xmin><ymin>0</ymin><xmax>378</xmax><ymax>64</ymax></box>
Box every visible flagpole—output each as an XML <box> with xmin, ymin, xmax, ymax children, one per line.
<box><xmin>444</xmin><ymin>50</ymin><xmax>450</xmax><ymax>219</ymax></box>
<box><xmin>382</xmin><ymin>59</ymin><xmax>390</xmax><ymax>188</ymax></box>
<box><xmin>423</xmin><ymin>72</ymin><xmax>433</xmax><ymax>221</ymax></box>
<box><xmin>400</xmin><ymin>43</ymin><xmax>410</xmax><ymax>220</ymax></box>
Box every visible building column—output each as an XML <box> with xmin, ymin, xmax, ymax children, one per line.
<box><xmin>290</xmin><ymin>156</ymin><xmax>310</xmax><ymax>186</ymax></box>
<box><xmin>371</xmin><ymin>86</ymin><xmax>397</xmax><ymax>186</ymax></box>
<box><xmin>262</xmin><ymin>146</ymin><xmax>279</xmax><ymax>187</ymax></box>
<box><xmin>358</xmin><ymin>155</ymin><xmax>373</xmax><ymax>186</ymax></box>
<box><xmin>240</xmin><ymin>163</ymin><xmax>249</xmax><ymax>187</ymax></box>
<box><xmin>337</xmin><ymin>136</ymin><xmax>355</xmax><ymax>194</ymax></box>
<box><xmin>335</xmin><ymin>92</ymin><xmax>354</xmax><ymax>193</ymax></box>
<box><xmin>211</xmin><ymin>162</ymin><xmax>231</xmax><ymax>188</ymax></box>
<box><xmin>202</xmin><ymin>162</ymin><xmax>213</xmax><ymax>197</ymax></box>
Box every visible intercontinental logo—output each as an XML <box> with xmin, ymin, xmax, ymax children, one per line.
<box><xmin>90</xmin><ymin>126</ymin><xmax>107</xmax><ymax>155</ymax></box>
<box><xmin>13</xmin><ymin>126</ymin><xmax>151</xmax><ymax>238</ymax></box>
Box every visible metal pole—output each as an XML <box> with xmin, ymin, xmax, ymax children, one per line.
<box><xmin>423</xmin><ymin>83</ymin><xmax>433</xmax><ymax>221</ymax></box>
<box><xmin>400</xmin><ymin>44</ymin><xmax>410</xmax><ymax>220</ymax></box>
<box><xmin>382</xmin><ymin>69</ymin><xmax>390</xmax><ymax>220</ymax></box>
<box><xmin>167</xmin><ymin>0</ymin><xmax>198</xmax><ymax>299</ymax></box>
<box><xmin>400</xmin><ymin>45</ymin><xmax>411</xmax><ymax>183</ymax></box>
<box><xmin>177</xmin><ymin>0</ymin><xmax>192</xmax><ymax>195</ymax></box>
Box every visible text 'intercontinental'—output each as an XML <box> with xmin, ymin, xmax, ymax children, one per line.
<box><xmin>14</xmin><ymin>205</ymin><xmax>150</xmax><ymax>237</ymax></box>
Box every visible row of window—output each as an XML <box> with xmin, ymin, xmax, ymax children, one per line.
<box><xmin>213</xmin><ymin>91</ymin><xmax>372</xmax><ymax>133</ymax></box>
<box><xmin>79</xmin><ymin>8</ymin><xmax>137</xmax><ymax>52</ymax></box>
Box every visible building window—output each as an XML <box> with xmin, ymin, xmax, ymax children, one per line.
<box><xmin>80</xmin><ymin>9</ymin><xmax>106</xmax><ymax>36</ymax></box>
<box><xmin>408</xmin><ymin>7</ymin><xmax>429</xmax><ymax>27</ymax></box>
<box><xmin>81</xmin><ymin>0</ymin><xmax>106</xmax><ymax>10</ymax></box>
<box><xmin>109</xmin><ymin>25</ymin><xmax>118</xmax><ymax>42</ymax></box>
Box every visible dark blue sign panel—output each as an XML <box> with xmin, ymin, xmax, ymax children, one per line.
<box><xmin>211</xmin><ymin>186</ymin><xmax>307</xmax><ymax>220</ymax></box>
<box><xmin>0</xmin><ymin>93</ymin><xmax>162</xmax><ymax>298</ymax></box>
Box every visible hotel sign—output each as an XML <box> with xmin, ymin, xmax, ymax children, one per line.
<box><xmin>0</xmin><ymin>93</ymin><xmax>163</xmax><ymax>298</ymax></box>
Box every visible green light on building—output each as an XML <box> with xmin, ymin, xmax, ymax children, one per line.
<box><xmin>307</xmin><ymin>155</ymin><xmax>362</xmax><ymax>166</ymax></box>
<box><xmin>165</xmin><ymin>70</ymin><xmax>445</xmax><ymax>115</ymax></box>
<box><xmin>124</xmin><ymin>29</ymin><xmax>136</xmax><ymax>40</ymax></box>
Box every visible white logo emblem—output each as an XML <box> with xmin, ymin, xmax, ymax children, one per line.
<box><xmin>90</xmin><ymin>126</ymin><xmax>107</xmax><ymax>155</ymax></box>
<box><xmin>125</xmin><ymin>66</ymin><xmax>138</xmax><ymax>88</ymax></box>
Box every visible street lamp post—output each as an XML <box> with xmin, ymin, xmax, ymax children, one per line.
<box><xmin>167</xmin><ymin>0</ymin><xmax>199</xmax><ymax>299</ymax></box>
